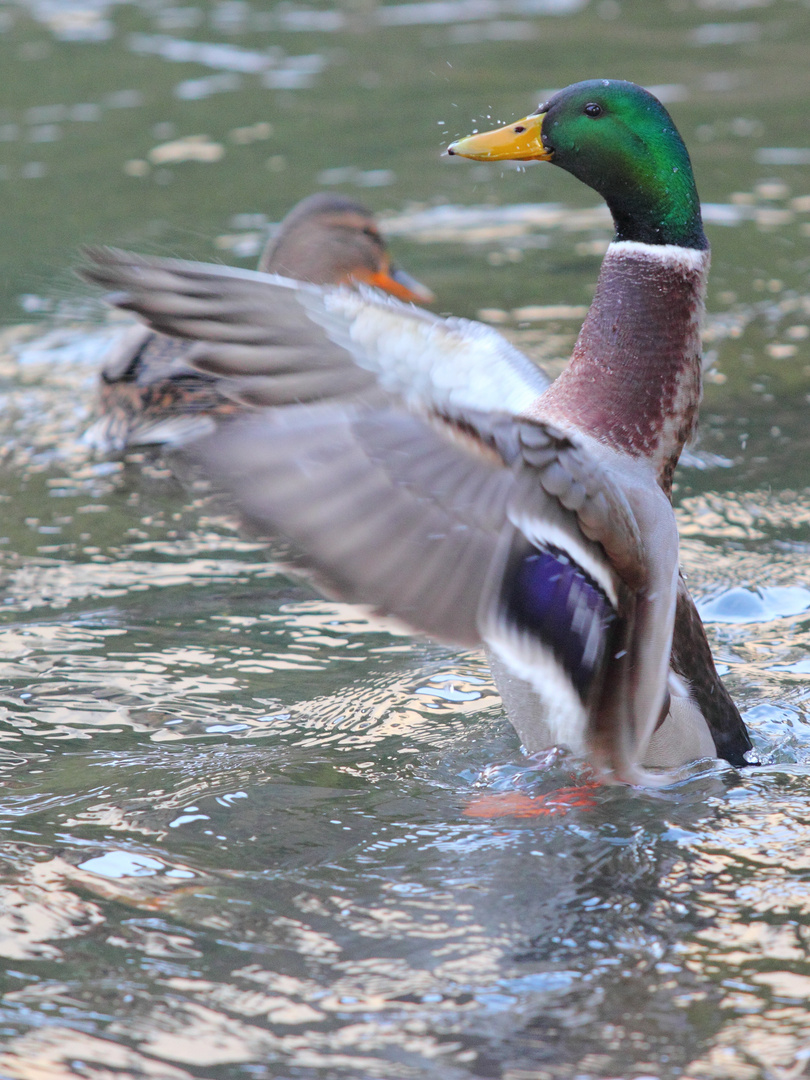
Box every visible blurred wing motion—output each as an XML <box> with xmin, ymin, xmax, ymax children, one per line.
<box><xmin>189</xmin><ymin>403</ymin><xmax>673</xmax><ymax>783</ymax></box>
<box><xmin>80</xmin><ymin>246</ymin><xmax>681</xmax><ymax>781</ymax></box>
<box><xmin>81</xmin><ymin>247</ymin><xmax>549</xmax><ymax>413</ymax></box>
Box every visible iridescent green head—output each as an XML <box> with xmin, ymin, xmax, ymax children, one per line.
<box><xmin>448</xmin><ymin>79</ymin><xmax>707</xmax><ymax>250</ymax></box>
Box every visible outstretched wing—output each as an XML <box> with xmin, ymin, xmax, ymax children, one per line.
<box><xmin>80</xmin><ymin>247</ymin><xmax>680</xmax><ymax>780</ymax></box>
<box><xmin>80</xmin><ymin>247</ymin><xmax>550</xmax><ymax>415</ymax></box>
<box><xmin>188</xmin><ymin>404</ymin><xmax>674</xmax><ymax>782</ymax></box>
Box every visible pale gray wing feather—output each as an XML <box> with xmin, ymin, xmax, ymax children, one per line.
<box><xmin>80</xmin><ymin>247</ymin><xmax>549</xmax><ymax>413</ymax></box>
<box><xmin>83</xmin><ymin>251</ymin><xmax>374</xmax><ymax>404</ymax></box>
<box><xmin>191</xmin><ymin>404</ymin><xmax>521</xmax><ymax>645</ymax></box>
<box><xmin>189</xmin><ymin>404</ymin><xmax>677</xmax><ymax>781</ymax></box>
<box><xmin>99</xmin><ymin>323</ymin><xmax>155</xmax><ymax>382</ymax></box>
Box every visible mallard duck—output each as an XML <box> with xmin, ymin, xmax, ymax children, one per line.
<box><xmin>86</xmin><ymin>193</ymin><xmax>434</xmax><ymax>452</ymax></box>
<box><xmin>80</xmin><ymin>80</ymin><xmax>753</xmax><ymax>782</ymax></box>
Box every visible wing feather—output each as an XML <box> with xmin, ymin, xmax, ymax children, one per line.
<box><xmin>81</xmin><ymin>246</ymin><xmax>683</xmax><ymax>780</ymax></box>
<box><xmin>81</xmin><ymin>247</ymin><xmax>549</xmax><ymax>415</ymax></box>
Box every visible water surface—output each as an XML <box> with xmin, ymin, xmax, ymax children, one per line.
<box><xmin>1</xmin><ymin>1</ymin><xmax>810</xmax><ymax>1077</ymax></box>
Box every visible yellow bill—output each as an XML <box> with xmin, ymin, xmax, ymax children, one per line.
<box><xmin>447</xmin><ymin>113</ymin><xmax>552</xmax><ymax>162</ymax></box>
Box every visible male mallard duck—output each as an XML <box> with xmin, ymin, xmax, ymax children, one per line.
<box><xmin>81</xmin><ymin>80</ymin><xmax>752</xmax><ymax>782</ymax></box>
<box><xmin>86</xmin><ymin>193</ymin><xmax>434</xmax><ymax>452</ymax></box>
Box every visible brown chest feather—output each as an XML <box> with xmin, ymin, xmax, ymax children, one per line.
<box><xmin>534</xmin><ymin>245</ymin><xmax>708</xmax><ymax>483</ymax></box>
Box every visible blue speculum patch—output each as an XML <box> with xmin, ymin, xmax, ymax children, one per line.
<box><xmin>505</xmin><ymin>544</ymin><xmax>618</xmax><ymax>697</ymax></box>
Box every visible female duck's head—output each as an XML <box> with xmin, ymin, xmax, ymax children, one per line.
<box><xmin>448</xmin><ymin>79</ymin><xmax>707</xmax><ymax>251</ymax></box>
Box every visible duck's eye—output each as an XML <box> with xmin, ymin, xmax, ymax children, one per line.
<box><xmin>584</xmin><ymin>102</ymin><xmax>602</xmax><ymax>118</ymax></box>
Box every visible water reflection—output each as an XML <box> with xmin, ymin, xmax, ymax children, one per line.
<box><xmin>6</xmin><ymin>756</ymin><xmax>804</xmax><ymax>1077</ymax></box>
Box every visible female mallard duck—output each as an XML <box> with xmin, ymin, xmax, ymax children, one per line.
<box><xmin>81</xmin><ymin>80</ymin><xmax>752</xmax><ymax>782</ymax></box>
<box><xmin>87</xmin><ymin>192</ymin><xmax>434</xmax><ymax>452</ymax></box>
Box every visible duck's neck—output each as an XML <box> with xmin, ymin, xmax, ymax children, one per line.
<box><xmin>537</xmin><ymin>240</ymin><xmax>709</xmax><ymax>494</ymax></box>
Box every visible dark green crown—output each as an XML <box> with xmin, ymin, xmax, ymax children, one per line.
<box><xmin>538</xmin><ymin>80</ymin><xmax>707</xmax><ymax>249</ymax></box>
